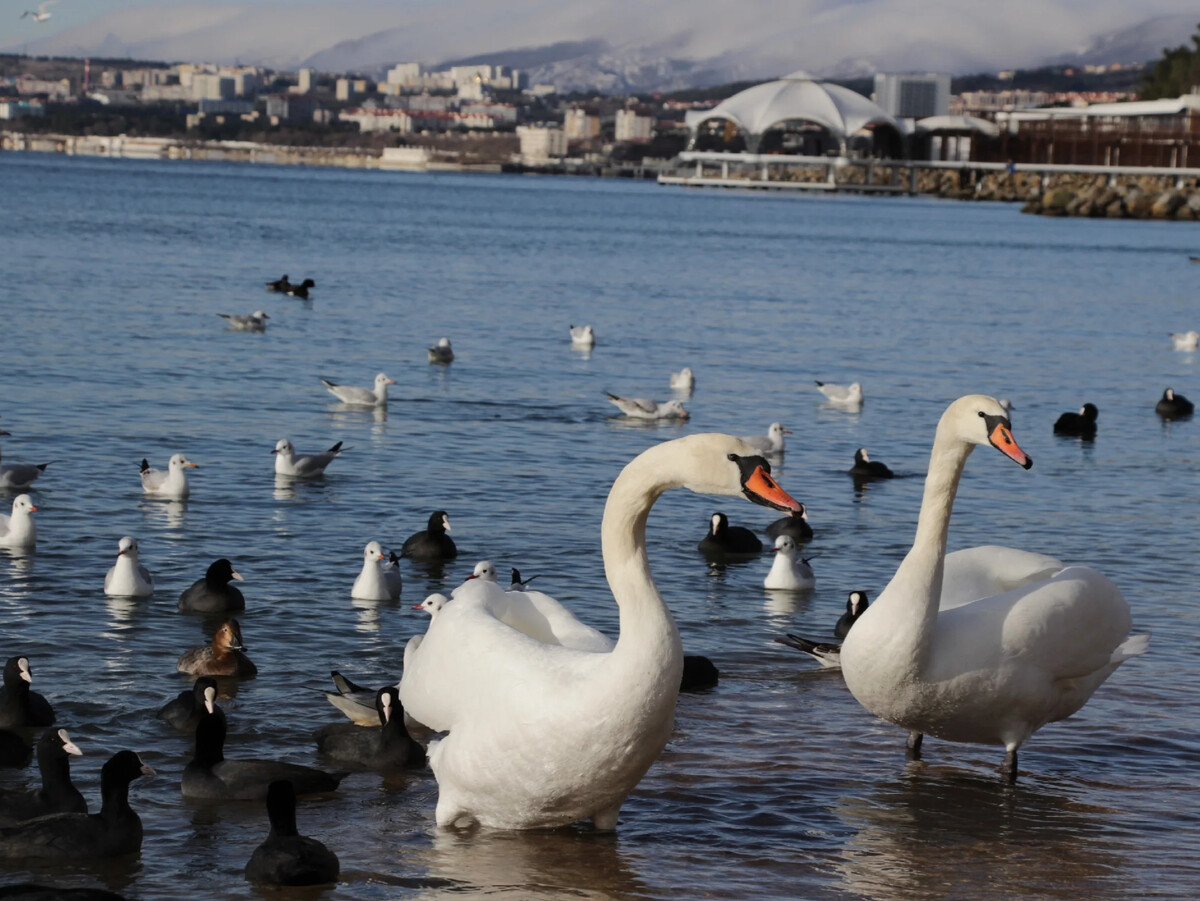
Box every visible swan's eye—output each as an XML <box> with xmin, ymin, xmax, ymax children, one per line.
<box><xmin>977</xmin><ymin>411</ymin><xmax>986</xmax><ymax>418</ymax></box>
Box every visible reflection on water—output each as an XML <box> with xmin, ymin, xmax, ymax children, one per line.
<box><xmin>762</xmin><ymin>587</ymin><xmax>810</xmax><ymax>618</ymax></box>
<box><xmin>835</xmin><ymin>770</ymin><xmax>1127</xmax><ymax>901</ymax></box>
<box><xmin>140</xmin><ymin>499</ymin><xmax>188</xmax><ymax>530</ymax></box>
<box><xmin>351</xmin><ymin>596</ymin><xmax>399</xmax><ymax>633</ymax></box>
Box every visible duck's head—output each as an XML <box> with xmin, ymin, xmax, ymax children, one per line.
<box><xmin>102</xmin><ymin>750</ymin><xmax>155</xmax><ymax>788</ymax></box>
<box><xmin>214</xmin><ymin>619</ymin><xmax>245</xmax><ymax>652</ymax></box>
<box><xmin>940</xmin><ymin>395</ymin><xmax>1031</xmax><ymax>469</ymax></box>
<box><xmin>429</xmin><ymin>510</ymin><xmax>451</xmax><ymax>534</ymax></box>
<box><xmin>45</xmin><ymin>728</ymin><xmax>82</xmax><ymax>758</ymax></box>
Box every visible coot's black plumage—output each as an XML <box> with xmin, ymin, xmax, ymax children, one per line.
<box><xmin>0</xmin><ymin>728</ymin><xmax>86</xmax><ymax>826</ymax></box>
<box><xmin>697</xmin><ymin>512</ymin><xmax>762</xmax><ymax>557</ymax></box>
<box><xmin>0</xmin><ymin>885</ymin><xmax>129</xmax><ymax>900</ymax></box>
<box><xmin>835</xmin><ymin>590</ymin><xmax>871</xmax><ymax>639</ymax></box>
<box><xmin>244</xmin><ymin>781</ymin><xmax>340</xmax><ymax>886</ymax></box>
<box><xmin>1155</xmin><ymin>387</ymin><xmax>1194</xmax><ymax>419</ymax></box>
<box><xmin>314</xmin><ymin>686</ymin><xmax>425</xmax><ymax>771</ymax></box>
<box><xmin>178</xmin><ymin>558</ymin><xmax>245</xmax><ymax>613</ymax></box>
<box><xmin>0</xmin><ymin>657</ymin><xmax>54</xmax><ymax>728</ymax></box>
<box><xmin>776</xmin><ymin>590</ymin><xmax>871</xmax><ymax>668</ymax></box>
<box><xmin>1053</xmin><ymin>403</ymin><xmax>1099</xmax><ymax>438</ymax></box>
<box><xmin>765</xmin><ymin>506</ymin><xmax>812</xmax><ymax>542</ymax></box>
<box><xmin>283</xmin><ymin>278</ymin><xmax>315</xmax><ymax>299</ymax></box>
<box><xmin>0</xmin><ymin>729</ymin><xmax>31</xmax><ymax>768</ymax></box>
<box><xmin>265</xmin><ymin>274</ymin><xmax>291</xmax><ymax>292</ymax></box>
<box><xmin>0</xmin><ymin>750</ymin><xmax>153</xmax><ymax>861</ymax></box>
<box><xmin>156</xmin><ymin>676</ymin><xmax>218</xmax><ymax>733</ymax></box>
<box><xmin>679</xmin><ymin>656</ymin><xmax>719</xmax><ymax>692</ymax></box>
<box><xmin>848</xmin><ymin>448</ymin><xmax>894</xmax><ymax>479</ymax></box>
<box><xmin>183</xmin><ymin>686</ymin><xmax>344</xmax><ymax>801</ymax></box>
<box><xmin>400</xmin><ymin>511</ymin><xmax>457</xmax><ymax>562</ymax></box>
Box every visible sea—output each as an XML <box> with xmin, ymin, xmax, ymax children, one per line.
<box><xmin>1</xmin><ymin>152</ymin><xmax>1198</xmax><ymax>899</ymax></box>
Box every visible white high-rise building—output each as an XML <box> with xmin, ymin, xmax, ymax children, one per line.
<box><xmin>387</xmin><ymin>63</ymin><xmax>421</xmax><ymax>85</ymax></box>
<box><xmin>615</xmin><ymin>109</ymin><xmax>654</xmax><ymax>142</ymax></box>
<box><xmin>873</xmin><ymin>73</ymin><xmax>951</xmax><ymax>119</ymax></box>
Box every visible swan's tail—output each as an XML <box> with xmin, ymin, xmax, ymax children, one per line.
<box><xmin>1111</xmin><ymin>633</ymin><xmax>1150</xmax><ymax>664</ymax></box>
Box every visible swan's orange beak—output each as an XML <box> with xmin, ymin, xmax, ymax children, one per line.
<box><xmin>989</xmin><ymin>421</ymin><xmax>1032</xmax><ymax>469</ymax></box>
<box><xmin>743</xmin><ymin>465</ymin><xmax>803</xmax><ymax>513</ymax></box>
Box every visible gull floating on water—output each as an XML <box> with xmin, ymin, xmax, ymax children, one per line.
<box><xmin>428</xmin><ymin>337</ymin><xmax>454</xmax><ymax>364</ymax></box>
<box><xmin>669</xmin><ymin>368</ymin><xmax>695</xmax><ymax>391</ymax></box>
<box><xmin>0</xmin><ymin>425</ymin><xmax>50</xmax><ymax>490</ymax></box>
<box><xmin>1169</xmin><ymin>329</ymin><xmax>1199</xmax><ymax>351</ymax></box>
<box><xmin>320</xmin><ymin>372</ymin><xmax>395</xmax><ymax>407</ymax></box>
<box><xmin>139</xmin><ymin>453</ymin><xmax>197</xmax><ymax>500</ymax></box>
<box><xmin>272</xmin><ymin>438</ymin><xmax>343</xmax><ymax>478</ymax></box>
<box><xmin>604</xmin><ymin>392</ymin><xmax>688</xmax><ymax>420</ymax></box>
<box><xmin>0</xmin><ymin>495</ymin><xmax>36</xmax><ymax>549</ymax></box>
<box><xmin>569</xmin><ymin>325</ymin><xmax>595</xmax><ymax>347</ymax></box>
<box><xmin>217</xmin><ymin>311</ymin><xmax>269</xmax><ymax>332</ymax></box>
<box><xmin>815</xmin><ymin>380</ymin><xmax>863</xmax><ymax>409</ymax></box>
<box><xmin>740</xmin><ymin>422</ymin><xmax>790</xmax><ymax>455</ymax></box>
<box><xmin>104</xmin><ymin>537</ymin><xmax>154</xmax><ymax>598</ymax></box>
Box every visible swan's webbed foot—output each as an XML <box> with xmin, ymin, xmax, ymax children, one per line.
<box><xmin>906</xmin><ymin>731</ymin><xmax>923</xmax><ymax>760</ymax></box>
<box><xmin>591</xmin><ymin>802</ymin><xmax>622</xmax><ymax>832</ymax></box>
<box><xmin>1000</xmin><ymin>747</ymin><xmax>1018</xmax><ymax>782</ymax></box>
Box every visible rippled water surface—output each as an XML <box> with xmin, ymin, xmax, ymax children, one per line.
<box><xmin>1</xmin><ymin>154</ymin><xmax>1198</xmax><ymax>899</ymax></box>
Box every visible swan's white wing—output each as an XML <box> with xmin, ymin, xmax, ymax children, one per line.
<box><xmin>451</xmin><ymin>579</ymin><xmax>613</xmax><ymax>652</ymax></box>
<box><xmin>400</xmin><ymin>595</ymin><xmax>608</xmax><ymax>734</ymax></box>
<box><xmin>518</xmin><ymin>590</ymin><xmax>614</xmax><ymax>652</ymax></box>
<box><xmin>941</xmin><ymin>546</ymin><xmax>1064</xmax><ymax>610</ymax></box>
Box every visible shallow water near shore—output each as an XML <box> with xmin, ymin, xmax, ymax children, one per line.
<box><xmin>1</xmin><ymin>152</ymin><xmax>1199</xmax><ymax>899</ymax></box>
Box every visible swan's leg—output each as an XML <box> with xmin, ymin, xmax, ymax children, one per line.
<box><xmin>591</xmin><ymin>802</ymin><xmax>622</xmax><ymax>832</ymax></box>
<box><xmin>906</xmin><ymin>731</ymin><xmax>923</xmax><ymax>759</ymax></box>
<box><xmin>1000</xmin><ymin>746</ymin><xmax>1018</xmax><ymax>782</ymax></box>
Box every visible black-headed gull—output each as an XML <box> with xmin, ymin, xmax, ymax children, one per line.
<box><xmin>352</xmin><ymin>541</ymin><xmax>402</xmax><ymax>601</ymax></box>
<box><xmin>140</xmin><ymin>453</ymin><xmax>197</xmax><ymax>499</ymax></box>
<box><xmin>427</xmin><ymin>337</ymin><xmax>454</xmax><ymax>363</ymax></box>
<box><xmin>740</xmin><ymin>422</ymin><xmax>790</xmax><ymax>455</ymax></box>
<box><xmin>0</xmin><ymin>495</ymin><xmax>36</xmax><ymax>549</ymax></box>
<box><xmin>320</xmin><ymin>373</ymin><xmax>395</xmax><ymax>407</ymax></box>
<box><xmin>604</xmin><ymin>392</ymin><xmax>688</xmax><ymax>420</ymax></box>
<box><xmin>20</xmin><ymin>1</ymin><xmax>57</xmax><ymax>22</ymax></box>
<box><xmin>669</xmin><ymin>368</ymin><xmax>695</xmax><ymax>391</ymax></box>
<box><xmin>218</xmin><ymin>311</ymin><xmax>269</xmax><ymax>331</ymax></box>
<box><xmin>775</xmin><ymin>590</ymin><xmax>870</xmax><ymax>668</ymax></box>
<box><xmin>763</xmin><ymin>535</ymin><xmax>814</xmax><ymax>590</ymax></box>
<box><xmin>0</xmin><ymin>425</ymin><xmax>50</xmax><ymax>490</ymax></box>
<box><xmin>104</xmin><ymin>537</ymin><xmax>154</xmax><ymax>598</ymax></box>
<box><xmin>815</xmin><ymin>380</ymin><xmax>863</xmax><ymax>409</ymax></box>
<box><xmin>569</xmin><ymin>325</ymin><xmax>595</xmax><ymax>347</ymax></box>
<box><xmin>272</xmin><ymin>438</ymin><xmax>343</xmax><ymax>477</ymax></box>
<box><xmin>1170</xmin><ymin>330</ymin><xmax>1199</xmax><ymax>351</ymax></box>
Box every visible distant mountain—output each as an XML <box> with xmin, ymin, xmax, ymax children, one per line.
<box><xmin>4</xmin><ymin>3</ymin><xmax>1196</xmax><ymax>93</ymax></box>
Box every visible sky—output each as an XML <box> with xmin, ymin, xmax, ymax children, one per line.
<box><xmin>2</xmin><ymin>0</ymin><xmax>1198</xmax><ymax>78</ymax></box>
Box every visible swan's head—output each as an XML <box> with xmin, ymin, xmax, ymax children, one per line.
<box><xmin>117</xmin><ymin>536</ymin><xmax>138</xmax><ymax>558</ymax></box>
<box><xmin>939</xmin><ymin>395</ymin><xmax>1031</xmax><ymax>469</ymax></box>
<box><xmin>663</xmin><ymin>433</ymin><xmax>803</xmax><ymax>512</ymax></box>
<box><xmin>467</xmin><ymin>560</ymin><xmax>497</xmax><ymax>582</ymax></box>
<box><xmin>772</xmin><ymin>535</ymin><xmax>798</xmax><ymax>556</ymax></box>
<box><xmin>364</xmin><ymin>541</ymin><xmax>385</xmax><ymax>561</ymax></box>
<box><xmin>272</xmin><ymin>439</ymin><xmax>294</xmax><ymax>457</ymax></box>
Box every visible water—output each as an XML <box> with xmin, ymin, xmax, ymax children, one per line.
<box><xmin>1</xmin><ymin>153</ymin><xmax>1198</xmax><ymax>899</ymax></box>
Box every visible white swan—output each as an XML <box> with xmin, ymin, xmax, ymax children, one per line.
<box><xmin>104</xmin><ymin>537</ymin><xmax>154</xmax><ymax>598</ymax></box>
<box><xmin>139</xmin><ymin>453</ymin><xmax>197</xmax><ymax>500</ymax></box>
<box><xmin>0</xmin><ymin>495</ymin><xmax>36</xmax><ymax>549</ymax></box>
<box><xmin>320</xmin><ymin>372</ymin><xmax>395</xmax><ymax>407</ymax></box>
<box><xmin>399</xmin><ymin>433</ymin><xmax>802</xmax><ymax>829</ymax></box>
<box><xmin>763</xmin><ymin>535</ymin><xmax>814</xmax><ymax>590</ymax></box>
<box><xmin>351</xmin><ymin>541</ymin><xmax>402</xmax><ymax>601</ymax></box>
<box><xmin>839</xmin><ymin>395</ymin><xmax>1148</xmax><ymax>779</ymax></box>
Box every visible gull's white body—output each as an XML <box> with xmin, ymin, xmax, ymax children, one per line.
<box><xmin>400</xmin><ymin>433</ymin><xmax>777</xmax><ymax>829</ymax></box>
<box><xmin>1169</xmin><ymin>329</ymin><xmax>1199</xmax><ymax>351</ymax></box>
<box><xmin>669</xmin><ymin>368</ymin><xmax>695</xmax><ymax>391</ymax></box>
<box><xmin>570</xmin><ymin>325</ymin><xmax>595</xmax><ymax>347</ymax></box>
<box><xmin>428</xmin><ymin>338</ymin><xmax>454</xmax><ymax>363</ymax></box>
<box><xmin>763</xmin><ymin>535</ymin><xmax>814</xmax><ymax>590</ymax></box>
<box><xmin>321</xmin><ymin>373</ymin><xmax>395</xmax><ymax>407</ymax></box>
<box><xmin>352</xmin><ymin>541</ymin><xmax>402</xmax><ymax>601</ymax></box>
<box><xmin>218</xmin><ymin>311</ymin><xmax>269</xmax><ymax>331</ymax></box>
<box><xmin>740</xmin><ymin>422</ymin><xmax>789</xmax><ymax>455</ymax></box>
<box><xmin>605</xmin><ymin>394</ymin><xmax>688</xmax><ymax>421</ymax></box>
<box><xmin>104</xmin><ymin>537</ymin><xmax>154</xmax><ymax>598</ymax></box>
<box><xmin>273</xmin><ymin>439</ymin><xmax>342</xmax><ymax>478</ymax></box>
<box><xmin>140</xmin><ymin>453</ymin><xmax>197</xmax><ymax>500</ymax></box>
<box><xmin>839</xmin><ymin>395</ymin><xmax>1147</xmax><ymax>763</ymax></box>
<box><xmin>815</xmin><ymin>381</ymin><xmax>863</xmax><ymax>409</ymax></box>
<box><xmin>0</xmin><ymin>495</ymin><xmax>36</xmax><ymax>548</ymax></box>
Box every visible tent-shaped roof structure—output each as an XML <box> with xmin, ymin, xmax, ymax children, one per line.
<box><xmin>685</xmin><ymin>71</ymin><xmax>900</xmax><ymax>153</ymax></box>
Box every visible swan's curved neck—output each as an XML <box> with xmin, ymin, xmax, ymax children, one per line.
<box><xmin>885</xmin><ymin>426</ymin><xmax>974</xmax><ymax>663</ymax></box>
<box><xmin>602</xmin><ymin>442</ymin><xmax>684</xmax><ymax>667</ymax></box>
